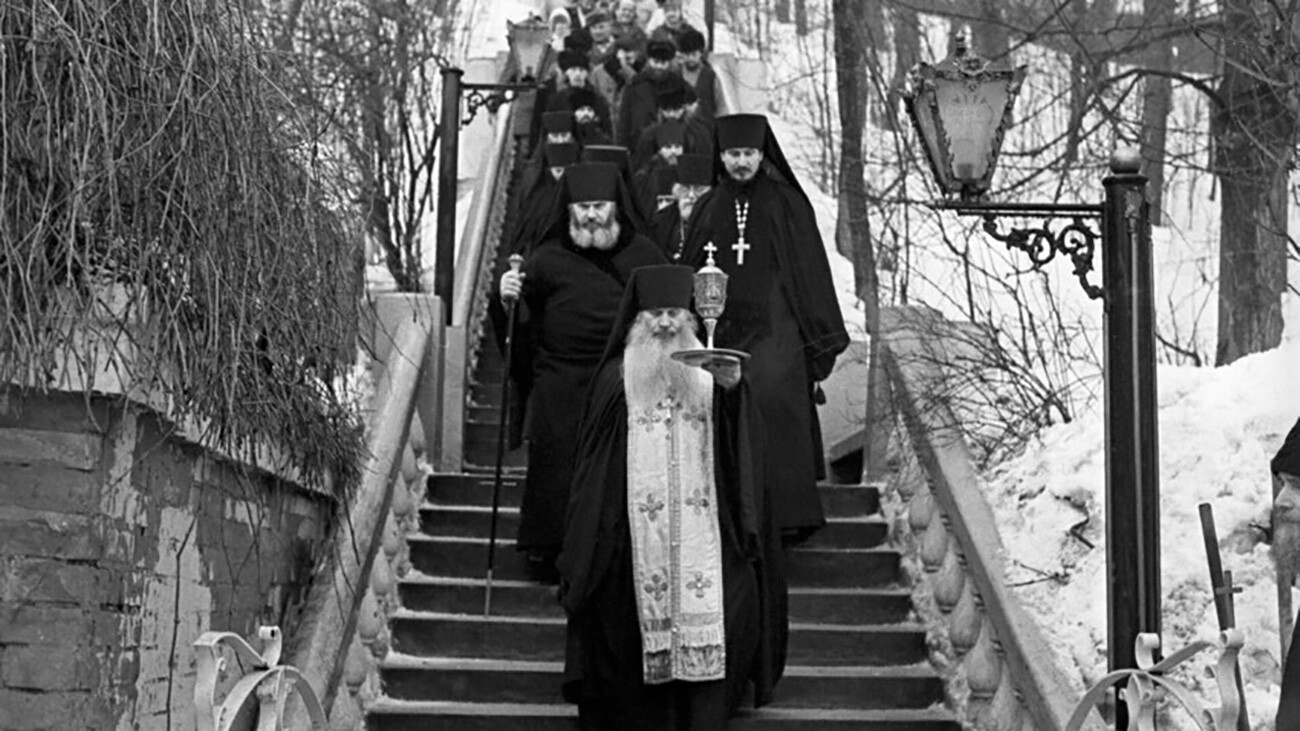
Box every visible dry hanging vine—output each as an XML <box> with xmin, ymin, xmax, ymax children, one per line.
<box><xmin>0</xmin><ymin>0</ymin><xmax>365</xmax><ymax>495</ymax></box>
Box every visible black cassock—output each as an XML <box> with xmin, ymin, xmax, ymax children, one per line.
<box><xmin>682</xmin><ymin>172</ymin><xmax>849</xmax><ymax>539</ymax></box>
<box><xmin>509</xmin><ymin>230</ymin><xmax>665</xmax><ymax>557</ymax></box>
<box><xmin>558</xmin><ymin>356</ymin><xmax>787</xmax><ymax>729</ymax></box>
<box><xmin>650</xmin><ymin>204</ymin><xmax>687</xmax><ymax>262</ymax></box>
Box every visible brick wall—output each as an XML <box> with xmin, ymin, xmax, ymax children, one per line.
<box><xmin>0</xmin><ymin>389</ymin><xmax>334</xmax><ymax>730</ymax></box>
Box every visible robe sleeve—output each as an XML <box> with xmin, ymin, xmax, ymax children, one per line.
<box><xmin>556</xmin><ymin>359</ymin><xmax>629</xmax><ymax>616</ymax></box>
<box><xmin>775</xmin><ymin>188</ymin><xmax>850</xmax><ymax>383</ymax></box>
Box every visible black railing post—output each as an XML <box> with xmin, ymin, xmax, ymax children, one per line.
<box><xmin>436</xmin><ymin>66</ymin><xmax>464</xmax><ymax>324</ymax></box>
<box><xmin>1102</xmin><ymin>151</ymin><xmax>1160</xmax><ymax>727</ymax></box>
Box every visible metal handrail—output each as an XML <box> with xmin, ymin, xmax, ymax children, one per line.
<box><xmin>452</xmin><ymin>97</ymin><xmax>515</xmax><ymax>329</ymax></box>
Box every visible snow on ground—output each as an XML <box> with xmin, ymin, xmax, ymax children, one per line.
<box><xmin>985</xmin><ymin>340</ymin><xmax>1300</xmax><ymax>728</ymax></box>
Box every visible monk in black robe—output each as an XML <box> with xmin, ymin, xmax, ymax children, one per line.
<box><xmin>651</xmin><ymin>153</ymin><xmax>712</xmax><ymax>262</ymax></box>
<box><xmin>510</xmin><ymin>141</ymin><xmax>581</xmax><ymax>256</ymax></box>
<box><xmin>1273</xmin><ymin>418</ymin><xmax>1300</xmax><ymax>729</ymax></box>
<box><xmin>558</xmin><ymin>265</ymin><xmax>787</xmax><ymax>729</ymax></box>
<box><xmin>681</xmin><ymin>114</ymin><xmax>850</xmax><ymax>543</ymax></box>
<box><xmin>498</xmin><ymin>162</ymin><xmax>666</xmax><ymax>577</ymax></box>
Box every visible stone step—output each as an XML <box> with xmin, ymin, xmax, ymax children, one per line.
<box><xmin>410</xmin><ymin>537</ymin><xmax>904</xmax><ymax>592</ymax></box>
<box><xmin>785</xmin><ymin>547</ymin><xmax>902</xmax><ymax>589</ymax></box>
<box><xmin>388</xmin><ymin>610</ymin><xmax>928</xmax><ymax>667</ymax></box>
<box><xmin>462</xmin><ymin>438</ymin><xmax>529</xmax><ymax>471</ymax></box>
<box><xmin>424</xmin><ymin>475</ymin><xmax>881</xmax><ymax>518</ymax></box>
<box><xmin>378</xmin><ymin>656</ymin><xmax>945</xmax><ymax>710</ymax></box>
<box><xmin>366</xmin><ymin>700</ymin><xmax>959</xmax><ymax>730</ymax></box>
<box><xmin>408</xmin><ymin>536</ymin><xmax>538</xmax><ymax>583</ymax></box>
<box><xmin>398</xmin><ymin>578</ymin><xmax>913</xmax><ymax>625</ymax></box>
<box><xmin>803</xmin><ymin>516</ymin><xmax>888</xmax><ymax>549</ymax></box>
<box><xmin>417</xmin><ymin>505</ymin><xmax>884</xmax><ymax>549</ymax></box>
<box><xmin>420</xmin><ymin>504</ymin><xmax>521</xmax><ymax>539</ymax></box>
<box><xmin>818</xmin><ymin>483</ymin><xmax>882</xmax><ymax>518</ymax></box>
<box><xmin>427</xmin><ymin>473</ymin><xmax>525</xmax><ymax>508</ymax></box>
<box><xmin>399</xmin><ymin>577</ymin><xmax>562</xmax><ymax>618</ymax></box>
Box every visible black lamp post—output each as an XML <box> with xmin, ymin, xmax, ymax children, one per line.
<box><xmin>903</xmin><ymin>35</ymin><xmax>1160</xmax><ymax>728</ymax></box>
<box><xmin>435</xmin><ymin>16</ymin><xmax>550</xmax><ymax>323</ymax></box>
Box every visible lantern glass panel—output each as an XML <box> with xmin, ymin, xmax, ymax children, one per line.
<box><xmin>508</xmin><ymin>20</ymin><xmax>551</xmax><ymax>79</ymax></box>
<box><xmin>933</xmin><ymin>76</ymin><xmax>1012</xmax><ymax>189</ymax></box>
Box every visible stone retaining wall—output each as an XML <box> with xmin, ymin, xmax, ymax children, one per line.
<box><xmin>0</xmin><ymin>389</ymin><xmax>333</xmax><ymax>730</ymax></box>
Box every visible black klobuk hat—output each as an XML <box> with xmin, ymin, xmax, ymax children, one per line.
<box><xmin>565</xmin><ymin>162</ymin><xmax>620</xmax><ymax>202</ymax></box>
<box><xmin>715</xmin><ymin>113</ymin><xmax>768</xmax><ymax>150</ymax></box>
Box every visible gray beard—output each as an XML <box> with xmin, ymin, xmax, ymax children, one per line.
<box><xmin>623</xmin><ymin>319</ymin><xmax>709</xmax><ymax>415</ymax></box>
<box><xmin>1275</xmin><ymin>519</ymin><xmax>1300</xmax><ymax>577</ymax></box>
<box><xmin>570</xmin><ymin>219</ymin><xmax>620</xmax><ymax>250</ymax></box>
<box><xmin>677</xmin><ymin>200</ymin><xmax>694</xmax><ymax>221</ymax></box>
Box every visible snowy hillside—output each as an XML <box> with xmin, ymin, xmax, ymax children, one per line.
<box><xmin>986</xmin><ymin>340</ymin><xmax>1300</xmax><ymax>728</ymax></box>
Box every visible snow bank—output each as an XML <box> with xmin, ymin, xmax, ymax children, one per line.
<box><xmin>985</xmin><ymin>340</ymin><xmax>1300</xmax><ymax>728</ymax></box>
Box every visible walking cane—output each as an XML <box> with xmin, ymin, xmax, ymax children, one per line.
<box><xmin>486</xmin><ymin>254</ymin><xmax>524</xmax><ymax>616</ymax></box>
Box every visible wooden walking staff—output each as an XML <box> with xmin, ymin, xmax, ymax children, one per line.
<box><xmin>1198</xmin><ymin>502</ymin><xmax>1250</xmax><ymax>731</ymax></box>
<box><xmin>485</xmin><ymin>254</ymin><xmax>525</xmax><ymax>616</ymax></box>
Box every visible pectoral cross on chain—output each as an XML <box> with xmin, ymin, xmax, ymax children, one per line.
<box><xmin>732</xmin><ymin>198</ymin><xmax>750</xmax><ymax>266</ymax></box>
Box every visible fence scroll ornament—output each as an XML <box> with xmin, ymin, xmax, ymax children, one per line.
<box><xmin>194</xmin><ymin>626</ymin><xmax>327</xmax><ymax>731</ymax></box>
<box><xmin>1065</xmin><ymin>630</ymin><xmax>1244</xmax><ymax>730</ymax></box>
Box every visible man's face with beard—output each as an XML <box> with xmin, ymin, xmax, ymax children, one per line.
<box><xmin>569</xmin><ymin>200</ymin><xmax>620</xmax><ymax>250</ymax></box>
<box><xmin>646</xmin><ymin>58</ymin><xmax>673</xmax><ymax>78</ymax></box>
<box><xmin>679</xmin><ymin>51</ymin><xmax>703</xmax><ymax>72</ymax></box>
<box><xmin>549</xmin><ymin>166</ymin><xmax>565</xmax><ymax>181</ymax></box>
<box><xmin>1274</xmin><ymin>473</ymin><xmax>1300</xmax><ymax>576</ymax></box>
<box><xmin>547</xmin><ymin>131</ymin><xmax>575</xmax><ymax>145</ymax></box>
<box><xmin>722</xmin><ymin>147</ymin><xmax>763</xmax><ymax>182</ymax></box>
<box><xmin>623</xmin><ymin>308</ymin><xmax>708</xmax><ymax>410</ymax></box>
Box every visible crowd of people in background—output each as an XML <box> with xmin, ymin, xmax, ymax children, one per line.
<box><xmin>501</xmin><ymin>0</ymin><xmax>724</xmax><ymax>256</ymax></box>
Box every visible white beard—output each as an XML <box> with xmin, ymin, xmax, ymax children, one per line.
<box><xmin>623</xmin><ymin>314</ymin><xmax>710</xmax><ymax>415</ymax></box>
<box><xmin>570</xmin><ymin>219</ymin><xmax>621</xmax><ymax>250</ymax></box>
<box><xmin>1275</xmin><ymin>519</ymin><xmax>1300</xmax><ymax>577</ymax></box>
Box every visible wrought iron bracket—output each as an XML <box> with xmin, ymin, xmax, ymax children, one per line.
<box><xmin>461</xmin><ymin>81</ymin><xmax>540</xmax><ymax>126</ymax></box>
<box><xmin>931</xmin><ymin>200</ymin><xmax>1106</xmax><ymax>300</ymax></box>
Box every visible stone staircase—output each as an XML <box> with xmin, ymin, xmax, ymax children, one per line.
<box><xmin>365</xmin><ymin>159</ymin><xmax>960</xmax><ymax>731</ymax></box>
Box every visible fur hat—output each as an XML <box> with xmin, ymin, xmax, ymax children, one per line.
<box><xmin>678</xmin><ymin>28</ymin><xmax>706</xmax><ymax>54</ymax></box>
<box><xmin>655</xmin><ymin>82</ymin><xmax>690</xmax><ymax>112</ymax></box>
<box><xmin>646</xmin><ymin>39</ymin><xmax>677</xmax><ymax>62</ymax></box>
<box><xmin>565</xmin><ymin>27</ymin><xmax>594</xmax><ymax>53</ymax></box>
<box><xmin>558</xmin><ymin>49</ymin><xmax>590</xmax><ymax>71</ymax></box>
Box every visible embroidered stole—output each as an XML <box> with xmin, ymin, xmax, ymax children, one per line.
<box><xmin>626</xmin><ymin>378</ymin><xmax>726</xmax><ymax>684</ymax></box>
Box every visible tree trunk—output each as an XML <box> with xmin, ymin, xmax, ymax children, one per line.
<box><xmin>884</xmin><ymin>4</ymin><xmax>919</xmax><ymax>133</ymax></box>
<box><xmin>795</xmin><ymin>0</ymin><xmax>808</xmax><ymax>36</ymax></box>
<box><xmin>775</xmin><ymin>0</ymin><xmax>790</xmax><ymax>23</ymax></box>
<box><xmin>1212</xmin><ymin>0</ymin><xmax>1293</xmax><ymax>365</ymax></box>
<box><xmin>1139</xmin><ymin>0</ymin><xmax>1176</xmax><ymax>224</ymax></box>
<box><xmin>833</xmin><ymin>0</ymin><xmax>888</xmax><ymax>480</ymax></box>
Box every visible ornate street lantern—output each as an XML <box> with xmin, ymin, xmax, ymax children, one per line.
<box><xmin>902</xmin><ymin>34</ymin><xmax>1026</xmax><ymax>201</ymax></box>
<box><xmin>506</xmin><ymin>16</ymin><xmax>552</xmax><ymax>82</ymax></box>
